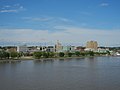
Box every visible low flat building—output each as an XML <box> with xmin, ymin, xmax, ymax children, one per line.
<box><xmin>75</xmin><ymin>46</ymin><xmax>85</xmax><ymax>52</ymax></box>
<box><xmin>97</xmin><ymin>48</ymin><xmax>109</xmax><ymax>53</ymax></box>
<box><xmin>46</xmin><ymin>46</ymin><xmax>55</xmax><ymax>52</ymax></box>
<box><xmin>17</xmin><ymin>45</ymin><xmax>28</xmax><ymax>53</ymax></box>
<box><xmin>37</xmin><ymin>46</ymin><xmax>55</xmax><ymax>52</ymax></box>
<box><xmin>62</xmin><ymin>46</ymin><xmax>75</xmax><ymax>52</ymax></box>
<box><xmin>6</xmin><ymin>47</ymin><xmax>17</xmax><ymax>52</ymax></box>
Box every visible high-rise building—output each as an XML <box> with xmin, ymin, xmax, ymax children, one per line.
<box><xmin>55</xmin><ymin>40</ymin><xmax>62</xmax><ymax>52</ymax></box>
<box><xmin>85</xmin><ymin>41</ymin><xmax>98</xmax><ymax>51</ymax></box>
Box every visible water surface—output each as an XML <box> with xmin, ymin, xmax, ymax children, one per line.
<box><xmin>0</xmin><ymin>56</ymin><xmax>120</xmax><ymax>90</ymax></box>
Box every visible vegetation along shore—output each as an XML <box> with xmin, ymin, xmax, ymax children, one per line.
<box><xmin>0</xmin><ymin>50</ymin><xmax>111</xmax><ymax>63</ymax></box>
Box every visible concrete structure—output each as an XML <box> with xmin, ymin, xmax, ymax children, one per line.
<box><xmin>85</xmin><ymin>41</ymin><xmax>98</xmax><ymax>51</ymax></box>
<box><xmin>36</xmin><ymin>46</ymin><xmax>47</xmax><ymax>51</ymax></box>
<box><xmin>75</xmin><ymin>46</ymin><xmax>85</xmax><ymax>52</ymax></box>
<box><xmin>17</xmin><ymin>45</ymin><xmax>28</xmax><ymax>53</ymax></box>
<box><xmin>37</xmin><ymin>46</ymin><xmax>54</xmax><ymax>52</ymax></box>
<box><xmin>27</xmin><ymin>46</ymin><xmax>39</xmax><ymax>53</ymax></box>
<box><xmin>6</xmin><ymin>47</ymin><xmax>17</xmax><ymax>52</ymax></box>
<box><xmin>62</xmin><ymin>46</ymin><xmax>75</xmax><ymax>52</ymax></box>
<box><xmin>97</xmin><ymin>48</ymin><xmax>108</xmax><ymax>53</ymax></box>
<box><xmin>46</xmin><ymin>46</ymin><xmax>55</xmax><ymax>52</ymax></box>
<box><xmin>55</xmin><ymin>40</ymin><xmax>63</xmax><ymax>52</ymax></box>
<box><xmin>41</xmin><ymin>46</ymin><xmax>47</xmax><ymax>52</ymax></box>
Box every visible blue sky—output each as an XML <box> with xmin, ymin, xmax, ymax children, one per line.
<box><xmin>0</xmin><ymin>0</ymin><xmax>120</xmax><ymax>46</ymax></box>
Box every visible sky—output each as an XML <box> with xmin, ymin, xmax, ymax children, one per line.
<box><xmin>0</xmin><ymin>0</ymin><xmax>120</xmax><ymax>46</ymax></box>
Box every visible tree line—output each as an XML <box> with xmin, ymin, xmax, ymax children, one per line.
<box><xmin>0</xmin><ymin>50</ymin><xmax>110</xmax><ymax>60</ymax></box>
<box><xmin>0</xmin><ymin>50</ymin><xmax>22</xmax><ymax>60</ymax></box>
<box><xmin>33</xmin><ymin>51</ymin><xmax>110</xmax><ymax>59</ymax></box>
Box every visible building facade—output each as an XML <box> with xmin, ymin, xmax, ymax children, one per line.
<box><xmin>17</xmin><ymin>45</ymin><xmax>28</xmax><ymax>53</ymax></box>
<box><xmin>62</xmin><ymin>46</ymin><xmax>75</xmax><ymax>52</ymax></box>
<box><xmin>85</xmin><ymin>41</ymin><xmax>98</xmax><ymax>51</ymax></box>
<box><xmin>55</xmin><ymin>40</ymin><xmax>63</xmax><ymax>52</ymax></box>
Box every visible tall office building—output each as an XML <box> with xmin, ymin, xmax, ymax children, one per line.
<box><xmin>86</xmin><ymin>41</ymin><xmax>98</xmax><ymax>51</ymax></box>
<box><xmin>55</xmin><ymin>40</ymin><xmax>62</xmax><ymax>52</ymax></box>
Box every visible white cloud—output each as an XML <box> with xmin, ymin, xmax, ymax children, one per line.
<box><xmin>4</xmin><ymin>5</ymin><xmax>11</xmax><ymax>8</ymax></box>
<box><xmin>0</xmin><ymin>27</ymin><xmax>120</xmax><ymax>46</ymax></box>
<box><xmin>100</xmin><ymin>3</ymin><xmax>109</xmax><ymax>7</ymax></box>
<box><xmin>22</xmin><ymin>16</ymin><xmax>71</xmax><ymax>23</ymax></box>
<box><xmin>0</xmin><ymin>4</ymin><xmax>25</xmax><ymax>13</ymax></box>
<box><xmin>80</xmin><ymin>12</ymin><xmax>92</xmax><ymax>16</ymax></box>
<box><xmin>31</xmin><ymin>17</ymin><xmax>51</xmax><ymax>21</ymax></box>
<box><xmin>58</xmin><ymin>17</ymin><xmax>70</xmax><ymax>22</ymax></box>
<box><xmin>0</xmin><ymin>9</ymin><xmax>18</xmax><ymax>13</ymax></box>
<box><xmin>20</xmin><ymin>6</ymin><xmax>24</xmax><ymax>9</ymax></box>
<box><xmin>23</xmin><ymin>17</ymin><xmax>52</xmax><ymax>22</ymax></box>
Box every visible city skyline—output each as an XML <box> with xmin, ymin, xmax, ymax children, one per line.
<box><xmin>0</xmin><ymin>0</ymin><xmax>120</xmax><ymax>46</ymax></box>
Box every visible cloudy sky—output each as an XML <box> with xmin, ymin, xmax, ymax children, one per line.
<box><xmin>0</xmin><ymin>0</ymin><xmax>120</xmax><ymax>46</ymax></box>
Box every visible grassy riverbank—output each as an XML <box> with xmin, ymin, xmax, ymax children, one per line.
<box><xmin>0</xmin><ymin>55</ymin><xmax>109</xmax><ymax>63</ymax></box>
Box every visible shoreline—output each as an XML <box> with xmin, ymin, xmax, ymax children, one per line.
<box><xmin>0</xmin><ymin>55</ymin><xmax>115</xmax><ymax>63</ymax></box>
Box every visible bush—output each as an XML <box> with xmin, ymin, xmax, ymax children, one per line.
<box><xmin>59</xmin><ymin>52</ymin><xmax>65</xmax><ymax>57</ymax></box>
<box><xmin>67</xmin><ymin>52</ymin><xmax>73</xmax><ymax>57</ymax></box>
<box><xmin>49</xmin><ymin>52</ymin><xmax>55</xmax><ymax>58</ymax></box>
<box><xmin>0</xmin><ymin>51</ymin><xmax>10</xmax><ymax>59</ymax></box>
<box><xmin>42</xmin><ymin>52</ymin><xmax>49</xmax><ymax>58</ymax></box>
<box><xmin>75</xmin><ymin>51</ymin><xmax>80</xmax><ymax>56</ymax></box>
<box><xmin>80</xmin><ymin>52</ymin><xmax>85</xmax><ymax>56</ymax></box>
<box><xmin>88</xmin><ymin>51</ymin><xmax>94</xmax><ymax>56</ymax></box>
<box><xmin>10</xmin><ymin>52</ymin><xmax>18</xmax><ymax>59</ymax></box>
<box><xmin>33</xmin><ymin>52</ymin><xmax>42</xmax><ymax>59</ymax></box>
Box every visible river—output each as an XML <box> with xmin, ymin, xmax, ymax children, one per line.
<box><xmin>0</xmin><ymin>56</ymin><xmax>120</xmax><ymax>90</ymax></box>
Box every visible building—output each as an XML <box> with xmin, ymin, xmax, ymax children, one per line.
<box><xmin>75</xmin><ymin>46</ymin><xmax>85</xmax><ymax>52</ymax></box>
<box><xmin>46</xmin><ymin>46</ymin><xmax>55</xmax><ymax>52</ymax></box>
<box><xmin>85</xmin><ymin>41</ymin><xmax>98</xmax><ymax>51</ymax></box>
<box><xmin>17</xmin><ymin>45</ymin><xmax>28</xmax><ymax>53</ymax></box>
<box><xmin>97</xmin><ymin>48</ymin><xmax>108</xmax><ymax>53</ymax></box>
<box><xmin>55</xmin><ymin>40</ymin><xmax>63</xmax><ymax>52</ymax></box>
<box><xmin>62</xmin><ymin>46</ymin><xmax>75</xmax><ymax>52</ymax></box>
<box><xmin>6</xmin><ymin>46</ymin><xmax>17</xmax><ymax>52</ymax></box>
<box><xmin>36</xmin><ymin>46</ymin><xmax>55</xmax><ymax>52</ymax></box>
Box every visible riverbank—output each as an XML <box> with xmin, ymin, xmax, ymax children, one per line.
<box><xmin>0</xmin><ymin>55</ymin><xmax>112</xmax><ymax>63</ymax></box>
<box><xmin>0</xmin><ymin>60</ymin><xmax>21</xmax><ymax>63</ymax></box>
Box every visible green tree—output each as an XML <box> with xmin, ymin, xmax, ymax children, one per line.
<box><xmin>106</xmin><ymin>51</ymin><xmax>110</xmax><ymax>55</ymax></box>
<box><xmin>88</xmin><ymin>51</ymin><xmax>94</xmax><ymax>56</ymax></box>
<box><xmin>49</xmin><ymin>52</ymin><xmax>55</xmax><ymax>58</ymax></box>
<box><xmin>67</xmin><ymin>52</ymin><xmax>73</xmax><ymax>57</ymax></box>
<box><xmin>10</xmin><ymin>52</ymin><xmax>18</xmax><ymax>59</ymax></box>
<box><xmin>17</xmin><ymin>52</ymin><xmax>22</xmax><ymax>59</ymax></box>
<box><xmin>0</xmin><ymin>51</ymin><xmax>10</xmax><ymax>59</ymax></box>
<box><xmin>75</xmin><ymin>51</ymin><xmax>80</xmax><ymax>56</ymax></box>
<box><xmin>33</xmin><ymin>52</ymin><xmax>42</xmax><ymax>59</ymax></box>
<box><xmin>0</xmin><ymin>51</ymin><xmax>5</xmax><ymax>59</ymax></box>
<box><xmin>80</xmin><ymin>52</ymin><xmax>85</xmax><ymax>56</ymax></box>
<box><xmin>0</xmin><ymin>51</ymin><xmax>3</xmax><ymax>59</ymax></box>
<box><xmin>42</xmin><ymin>52</ymin><xmax>49</xmax><ymax>58</ymax></box>
<box><xmin>59</xmin><ymin>52</ymin><xmax>65</xmax><ymax>57</ymax></box>
<box><xmin>4</xmin><ymin>52</ymin><xmax>10</xmax><ymax>59</ymax></box>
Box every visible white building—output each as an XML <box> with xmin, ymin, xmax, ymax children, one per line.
<box><xmin>37</xmin><ymin>46</ymin><xmax>55</xmax><ymax>52</ymax></box>
<box><xmin>17</xmin><ymin>45</ymin><xmax>28</xmax><ymax>53</ymax></box>
<box><xmin>62</xmin><ymin>46</ymin><xmax>75</xmax><ymax>52</ymax></box>
<box><xmin>97</xmin><ymin>48</ymin><xmax>107</xmax><ymax>53</ymax></box>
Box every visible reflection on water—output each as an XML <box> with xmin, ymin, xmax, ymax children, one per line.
<box><xmin>0</xmin><ymin>56</ymin><xmax>120</xmax><ymax>90</ymax></box>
